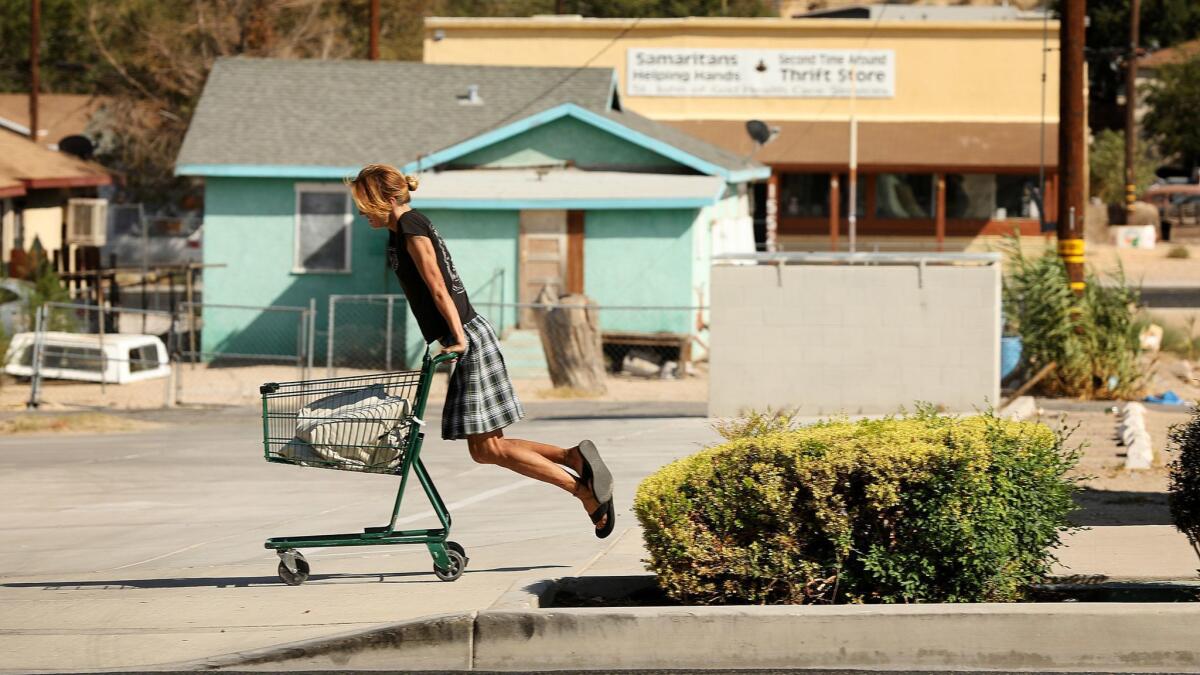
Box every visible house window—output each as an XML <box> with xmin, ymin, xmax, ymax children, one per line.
<box><xmin>294</xmin><ymin>186</ymin><xmax>352</xmax><ymax>273</ymax></box>
<box><xmin>876</xmin><ymin>173</ymin><xmax>934</xmax><ymax>219</ymax></box>
<box><xmin>946</xmin><ymin>174</ymin><xmax>1041</xmax><ymax>220</ymax></box>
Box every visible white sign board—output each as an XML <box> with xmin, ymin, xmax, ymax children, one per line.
<box><xmin>627</xmin><ymin>48</ymin><xmax>895</xmax><ymax>99</ymax></box>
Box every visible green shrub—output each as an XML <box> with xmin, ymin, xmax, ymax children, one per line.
<box><xmin>634</xmin><ymin>409</ymin><xmax>1081</xmax><ymax>605</ymax></box>
<box><xmin>1168</xmin><ymin>411</ymin><xmax>1200</xmax><ymax>569</ymax></box>
<box><xmin>1168</xmin><ymin>245</ymin><xmax>1191</xmax><ymax>260</ymax></box>
<box><xmin>1002</xmin><ymin>239</ymin><xmax>1145</xmax><ymax>399</ymax></box>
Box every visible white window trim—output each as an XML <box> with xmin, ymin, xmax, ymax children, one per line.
<box><xmin>293</xmin><ymin>182</ymin><xmax>353</xmax><ymax>275</ymax></box>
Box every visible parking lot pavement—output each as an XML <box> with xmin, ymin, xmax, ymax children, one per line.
<box><xmin>0</xmin><ymin>404</ymin><xmax>717</xmax><ymax>671</ymax></box>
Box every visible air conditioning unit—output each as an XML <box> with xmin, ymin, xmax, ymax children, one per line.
<box><xmin>65</xmin><ymin>198</ymin><xmax>108</xmax><ymax>247</ymax></box>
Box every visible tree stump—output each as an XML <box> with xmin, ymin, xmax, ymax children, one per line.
<box><xmin>532</xmin><ymin>288</ymin><xmax>607</xmax><ymax>394</ymax></box>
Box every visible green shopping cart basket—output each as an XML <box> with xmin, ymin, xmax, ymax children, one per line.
<box><xmin>258</xmin><ymin>350</ymin><xmax>464</xmax><ymax>586</ymax></box>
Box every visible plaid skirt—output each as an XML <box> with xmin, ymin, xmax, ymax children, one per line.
<box><xmin>442</xmin><ymin>315</ymin><xmax>525</xmax><ymax>440</ymax></box>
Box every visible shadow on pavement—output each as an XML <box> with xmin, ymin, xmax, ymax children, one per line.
<box><xmin>2</xmin><ymin>564</ymin><xmax>568</xmax><ymax>590</ymax></box>
<box><xmin>1072</xmin><ymin>488</ymin><xmax>1173</xmax><ymax>526</ymax></box>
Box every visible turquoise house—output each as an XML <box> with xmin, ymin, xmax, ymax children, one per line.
<box><xmin>175</xmin><ymin>58</ymin><xmax>767</xmax><ymax>367</ymax></box>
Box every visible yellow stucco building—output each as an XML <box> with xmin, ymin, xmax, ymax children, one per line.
<box><xmin>425</xmin><ymin>15</ymin><xmax>1061</xmax><ymax>251</ymax></box>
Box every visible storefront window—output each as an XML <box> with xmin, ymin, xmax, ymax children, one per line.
<box><xmin>779</xmin><ymin>173</ymin><xmax>830</xmax><ymax>218</ymax></box>
<box><xmin>946</xmin><ymin>174</ymin><xmax>1041</xmax><ymax>220</ymax></box>
<box><xmin>838</xmin><ymin>174</ymin><xmax>867</xmax><ymax>216</ymax></box>
<box><xmin>995</xmin><ymin>174</ymin><xmax>1040</xmax><ymax>219</ymax></box>
<box><xmin>875</xmin><ymin>173</ymin><xmax>934</xmax><ymax>219</ymax></box>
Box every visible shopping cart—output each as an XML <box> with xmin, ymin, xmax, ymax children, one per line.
<box><xmin>258</xmin><ymin>350</ymin><xmax>464</xmax><ymax>585</ymax></box>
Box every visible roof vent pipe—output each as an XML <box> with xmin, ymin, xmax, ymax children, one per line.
<box><xmin>458</xmin><ymin>85</ymin><xmax>482</xmax><ymax>105</ymax></box>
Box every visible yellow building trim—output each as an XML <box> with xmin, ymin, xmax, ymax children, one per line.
<box><xmin>425</xmin><ymin>16</ymin><xmax>1060</xmax><ymax>36</ymax></box>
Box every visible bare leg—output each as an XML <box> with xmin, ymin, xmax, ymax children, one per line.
<box><xmin>466</xmin><ymin>430</ymin><xmax>604</xmax><ymax>528</ymax></box>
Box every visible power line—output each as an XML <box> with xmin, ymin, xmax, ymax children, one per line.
<box><xmin>486</xmin><ymin>17</ymin><xmax>643</xmax><ymax>130</ymax></box>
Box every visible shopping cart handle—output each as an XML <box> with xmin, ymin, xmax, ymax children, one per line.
<box><xmin>431</xmin><ymin>351</ymin><xmax>462</xmax><ymax>366</ymax></box>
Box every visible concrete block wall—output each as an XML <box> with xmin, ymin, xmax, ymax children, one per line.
<box><xmin>708</xmin><ymin>263</ymin><xmax>1001</xmax><ymax>417</ymax></box>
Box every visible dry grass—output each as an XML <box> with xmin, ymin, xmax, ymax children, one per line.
<box><xmin>0</xmin><ymin>412</ymin><xmax>156</xmax><ymax>435</ymax></box>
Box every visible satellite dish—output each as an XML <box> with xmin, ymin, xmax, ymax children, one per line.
<box><xmin>58</xmin><ymin>135</ymin><xmax>95</xmax><ymax>160</ymax></box>
<box><xmin>745</xmin><ymin>120</ymin><xmax>779</xmax><ymax>147</ymax></box>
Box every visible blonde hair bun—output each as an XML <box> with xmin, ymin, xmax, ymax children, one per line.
<box><xmin>404</xmin><ymin>174</ymin><xmax>420</xmax><ymax>192</ymax></box>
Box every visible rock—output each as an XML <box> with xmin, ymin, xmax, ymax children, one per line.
<box><xmin>1000</xmin><ymin>396</ymin><xmax>1038</xmax><ymax>421</ymax></box>
<box><xmin>1123</xmin><ymin>401</ymin><xmax>1147</xmax><ymax>417</ymax></box>
<box><xmin>1124</xmin><ymin>430</ymin><xmax>1155</xmax><ymax>470</ymax></box>
<box><xmin>621</xmin><ymin>354</ymin><xmax>661</xmax><ymax>378</ymax></box>
<box><xmin>1172</xmin><ymin>359</ymin><xmax>1195</xmax><ymax>383</ymax></box>
<box><xmin>1119</xmin><ymin>420</ymin><xmax>1144</xmax><ymax>447</ymax></box>
<box><xmin>659</xmin><ymin>361</ymin><xmax>678</xmax><ymax>380</ymax></box>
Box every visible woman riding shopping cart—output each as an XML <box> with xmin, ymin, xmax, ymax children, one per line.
<box><xmin>257</xmin><ymin>164</ymin><xmax>615</xmax><ymax>586</ymax></box>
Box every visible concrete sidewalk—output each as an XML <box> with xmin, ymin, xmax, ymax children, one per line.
<box><xmin>0</xmin><ymin>403</ymin><xmax>1197</xmax><ymax>672</ymax></box>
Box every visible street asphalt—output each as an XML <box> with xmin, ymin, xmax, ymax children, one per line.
<box><xmin>1</xmin><ymin>401</ymin><xmax>1197</xmax><ymax>672</ymax></box>
<box><xmin>0</xmin><ymin>402</ymin><xmax>714</xmax><ymax>671</ymax></box>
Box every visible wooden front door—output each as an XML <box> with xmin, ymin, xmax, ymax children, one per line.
<box><xmin>519</xmin><ymin>210</ymin><xmax>567</xmax><ymax>327</ymax></box>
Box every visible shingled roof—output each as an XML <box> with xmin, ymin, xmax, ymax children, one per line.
<box><xmin>176</xmin><ymin>57</ymin><xmax>763</xmax><ymax>179</ymax></box>
<box><xmin>177</xmin><ymin>58</ymin><xmax>616</xmax><ymax>171</ymax></box>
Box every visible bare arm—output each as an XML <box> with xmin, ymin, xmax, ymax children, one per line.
<box><xmin>405</xmin><ymin>235</ymin><xmax>467</xmax><ymax>354</ymax></box>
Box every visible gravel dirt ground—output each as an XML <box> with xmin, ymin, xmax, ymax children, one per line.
<box><xmin>0</xmin><ymin>364</ymin><xmax>709</xmax><ymax>411</ymax></box>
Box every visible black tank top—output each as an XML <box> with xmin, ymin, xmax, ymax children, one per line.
<box><xmin>387</xmin><ymin>209</ymin><xmax>477</xmax><ymax>344</ymax></box>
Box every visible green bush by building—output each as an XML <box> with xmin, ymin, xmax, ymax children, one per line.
<box><xmin>634</xmin><ymin>409</ymin><xmax>1081</xmax><ymax>605</ymax></box>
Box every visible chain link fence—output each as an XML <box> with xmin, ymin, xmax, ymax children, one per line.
<box><xmin>174</xmin><ymin>302</ymin><xmax>315</xmax><ymax>405</ymax></box>
<box><xmin>326</xmin><ymin>296</ymin><xmax>709</xmax><ymax>384</ymax></box>
<box><xmin>7</xmin><ymin>297</ymin><xmax>709</xmax><ymax>409</ymax></box>
<box><xmin>326</xmin><ymin>294</ymin><xmax>408</xmax><ymax>374</ymax></box>
<box><xmin>6</xmin><ymin>301</ymin><xmax>314</xmax><ymax>409</ymax></box>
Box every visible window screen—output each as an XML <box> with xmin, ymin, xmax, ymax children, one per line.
<box><xmin>297</xmin><ymin>191</ymin><xmax>349</xmax><ymax>272</ymax></box>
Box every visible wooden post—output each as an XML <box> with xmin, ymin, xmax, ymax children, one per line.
<box><xmin>766</xmin><ymin>172</ymin><xmax>779</xmax><ymax>252</ymax></box>
<box><xmin>1125</xmin><ymin>0</ymin><xmax>1140</xmax><ymax>219</ymax></box>
<box><xmin>1058</xmin><ymin>0</ymin><xmax>1087</xmax><ymax>294</ymax></box>
<box><xmin>532</xmin><ymin>287</ymin><xmax>606</xmax><ymax>394</ymax></box>
<box><xmin>829</xmin><ymin>173</ymin><xmax>840</xmax><ymax>251</ymax></box>
<box><xmin>368</xmin><ymin>0</ymin><xmax>380</xmax><ymax>60</ymax></box>
<box><xmin>29</xmin><ymin>0</ymin><xmax>40</xmax><ymax>143</ymax></box>
<box><xmin>935</xmin><ymin>173</ymin><xmax>946</xmax><ymax>252</ymax></box>
<box><xmin>186</xmin><ymin>265</ymin><xmax>197</xmax><ymax>367</ymax></box>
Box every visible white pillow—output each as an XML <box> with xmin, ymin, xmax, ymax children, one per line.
<box><xmin>292</xmin><ymin>384</ymin><xmax>411</xmax><ymax>469</ymax></box>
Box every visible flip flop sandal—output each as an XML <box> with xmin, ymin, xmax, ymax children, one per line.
<box><xmin>577</xmin><ymin>439</ymin><xmax>613</xmax><ymax>505</ymax></box>
<box><xmin>575</xmin><ymin>474</ymin><xmax>616</xmax><ymax>539</ymax></box>
<box><xmin>589</xmin><ymin>498</ymin><xmax>616</xmax><ymax>539</ymax></box>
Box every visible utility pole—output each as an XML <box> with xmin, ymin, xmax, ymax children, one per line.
<box><xmin>1057</xmin><ymin>0</ymin><xmax>1086</xmax><ymax>294</ymax></box>
<box><xmin>368</xmin><ymin>0</ymin><xmax>380</xmax><ymax>60</ymax></box>
<box><xmin>1124</xmin><ymin>0</ymin><xmax>1140</xmax><ymax>219</ymax></box>
<box><xmin>848</xmin><ymin>61</ymin><xmax>858</xmax><ymax>254</ymax></box>
<box><xmin>29</xmin><ymin>0</ymin><xmax>40</xmax><ymax>143</ymax></box>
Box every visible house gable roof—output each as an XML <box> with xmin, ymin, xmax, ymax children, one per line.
<box><xmin>175</xmin><ymin>58</ymin><xmax>615</xmax><ymax>177</ymax></box>
<box><xmin>408</xmin><ymin>103</ymin><xmax>768</xmax><ymax>182</ymax></box>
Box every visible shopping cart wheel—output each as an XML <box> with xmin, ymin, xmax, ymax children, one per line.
<box><xmin>433</xmin><ymin>547</ymin><xmax>467</xmax><ymax>582</ymax></box>
<box><xmin>277</xmin><ymin>550</ymin><xmax>310</xmax><ymax>586</ymax></box>
<box><xmin>446</xmin><ymin>541</ymin><xmax>469</xmax><ymax>566</ymax></box>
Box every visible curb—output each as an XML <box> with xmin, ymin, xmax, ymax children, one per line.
<box><xmin>149</xmin><ymin>576</ymin><xmax>1200</xmax><ymax>672</ymax></box>
<box><xmin>168</xmin><ymin>611</ymin><xmax>474</xmax><ymax>671</ymax></box>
